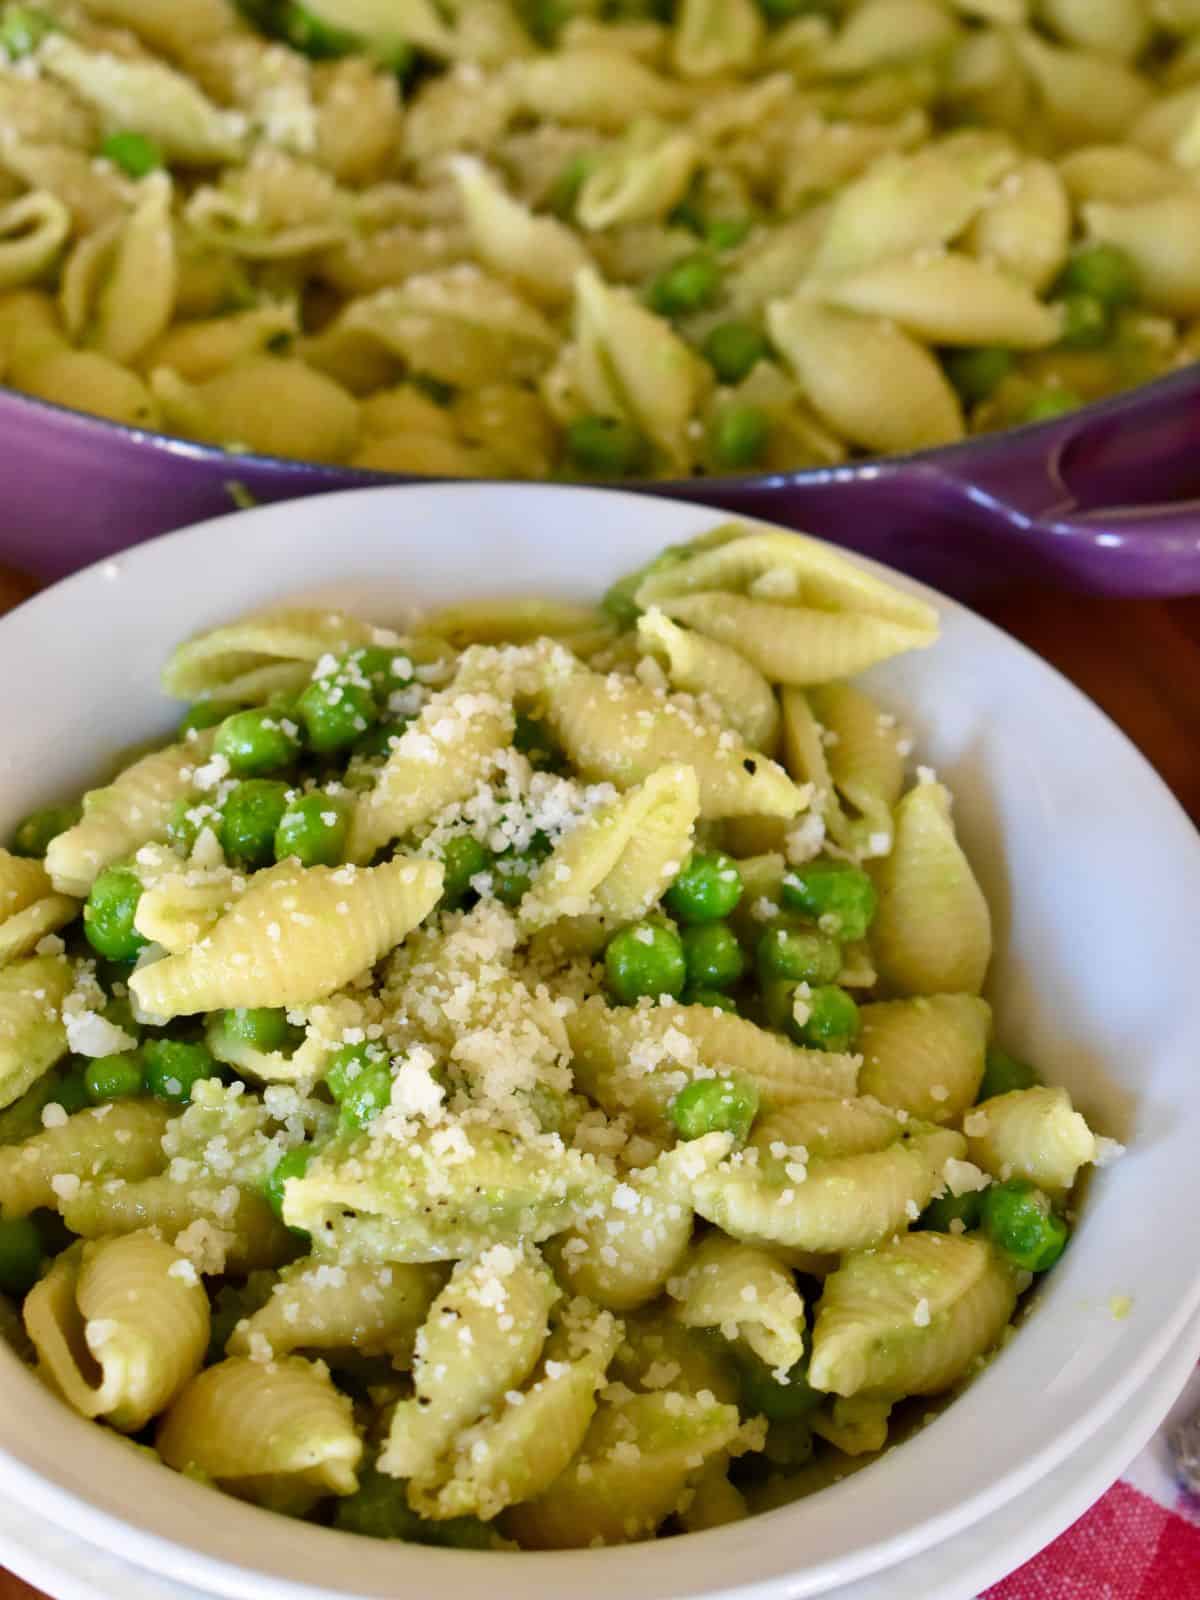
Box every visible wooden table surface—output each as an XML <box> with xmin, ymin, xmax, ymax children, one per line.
<box><xmin>0</xmin><ymin>563</ymin><xmax>1195</xmax><ymax>1600</ymax></box>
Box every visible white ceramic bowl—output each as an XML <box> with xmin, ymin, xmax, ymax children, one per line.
<box><xmin>0</xmin><ymin>484</ymin><xmax>1197</xmax><ymax>1600</ymax></box>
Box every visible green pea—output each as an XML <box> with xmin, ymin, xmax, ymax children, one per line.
<box><xmin>1058</xmin><ymin>291</ymin><xmax>1110</xmax><ymax>350</ymax></box>
<box><xmin>0</xmin><ymin>5</ymin><xmax>54</xmax><ymax>57</ymax></box>
<box><xmin>334</xmin><ymin>1466</ymin><xmax>496</xmax><ymax>1545</ymax></box>
<box><xmin>702</xmin><ymin>321</ymin><xmax>769</xmax><ymax>384</ymax></box>
<box><xmin>0</xmin><ymin>1216</ymin><xmax>42</xmax><ymax>1296</ymax></box>
<box><xmin>918</xmin><ymin>1190</ymin><xmax>984</xmax><ymax>1234</ymax></box>
<box><xmin>1020</xmin><ymin>387</ymin><xmax>1083</xmax><ymax>425</ymax></box>
<box><xmin>339</xmin><ymin>1062</ymin><xmax>394</xmax><ymax>1131</ymax></box>
<box><xmin>780</xmin><ymin>859</ymin><xmax>878</xmax><ymax>943</ymax></box>
<box><xmin>513</xmin><ymin>714</ymin><xmax>561</xmax><ymax>770</ymax></box>
<box><xmin>220</xmin><ymin>779</ymin><xmax>290</xmax><ymax>868</ymax></box>
<box><xmin>296</xmin><ymin>676</ymin><xmax>378</xmax><ymax>755</ymax></box>
<box><xmin>979</xmin><ymin>1044</ymin><xmax>1039</xmax><ymax>1102</ymax></box>
<box><xmin>325</xmin><ymin>1041</ymin><xmax>380</xmax><ymax>1100</ymax></box>
<box><xmin>736</xmin><ymin>1352</ymin><xmax>822</xmax><ymax>1422</ymax></box>
<box><xmin>143</xmin><ymin>1040</ymin><xmax>216</xmax><ymax>1105</ymax></box>
<box><xmin>99</xmin><ymin>130</ymin><xmax>162</xmax><ymax>179</ymax></box>
<box><xmin>214</xmin><ymin>708</ymin><xmax>300</xmax><ymax>777</ymax></box>
<box><xmin>491</xmin><ymin>848</ymin><xmax>540</xmax><ymax>907</ymax></box>
<box><xmin>265</xmin><ymin>1144</ymin><xmax>313</xmax><ymax>1223</ymax></box>
<box><xmin>51</xmin><ymin>1065</ymin><xmax>90</xmax><ymax>1117</ymax></box>
<box><xmin>647</xmin><ymin>253</ymin><xmax>722</xmax><ymax>317</ymax></box>
<box><xmin>84</xmin><ymin>867</ymin><xmax>146</xmax><ymax>962</ymax></box>
<box><xmin>547</xmin><ymin>151</ymin><xmax>596</xmax><ymax>217</ymax></box>
<box><xmin>83</xmin><ymin>1052</ymin><xmax>145</xmax><ymax>1104</ymax></box>
<box><xmin>789</xmin><ymin>984</ymin><xmax>859</xmax><ymax>1051</ymax></box>
<box><xmin>681</xmin><ymin>922</ymin><xmax>745</xmax><ymax>991</ymax></box>
<box><xmin>10</xmin><ymin>803</ymin><xmax>80</xmax><ymax>859</ymax></box>
<box><xmin>564</xmin><ymin>415</ymin><xmax>648</xmax><ymax>477</ymax></box>
<box><xmin>347</xmin><ymin>646</ymin><xmax>413</xmax><ymax>703</ymax></box>
<box><xmin>177</xmin><ymin>699</ymin><xmax>238</xmax><ymax>738</ymax></box>
<box><xmin>279</xmin><ymin>1</ymin><xmax>357</xmax><ymax>56</ymax></box>
<box><xmin>670</xmin><ymin>1074</ymin><xmax>758</xmax><ymax>1141</ymax></box>
<box><xmin>944</xmin><ymin>346</ymin><xmax>1014</xmax><ymax>405</ymax></box>
<box><xmin>350</xmin><ymin>721</ymin><xmax>408</xmax><ymax>760</ymax></box>
<box><xmin>274</xmin><ymin>791</ymin><xmax>350</xmax><ymax>867</ymax></box>
<box><xmin>663</xmin><ymin>851</ymin><xmax>743</xmax><ymax>923</ymax></box>
<box><xmin>708</xmin><ymin>404</ymin><xmax>770</xmax><ymax>470</ymax></box>
<box><xmin>604</xmin><ymin>920</ymin><xmax>687</xmax><ymax>1004</ymax></box>
<box><xmin>980</xmin><ymin>1179</ymin><xmax>1069</xmax><ymax>1273</ymax></box>
<box><xmin>756</xmin><ymin>924</ymin><xmax>842</xmax><ymax>986</ymax></box>
<box><xmin>216</xmin><ymin>1008</ymin><xmax>297</xmax><ymax>1053</ymax></box>
<box><xmin>704</xmin><ymin>217</ymin><xmax>752</xmax><ymax>251</ymax></box>
<box><xmin>684</xmin><ymin>988</ymin><xmax>739</xmax><ymax>1013</ymax></box>
<box><xmin>668</xmin><ymin>190</ymin><xmax>707</xmax><ymax>236</ymax></box>
<box><xmin>1056</xmin><ymin>243</ymin><xmax>1139</xmax><ymax>309</ymax></box>
<box><xmin>166</xmin><ymin>793</ymin><xmax>219</xmax><ymax>855</ymax></box>
<box><xmin>441</xmin><ymin>836</ymin><xmax>491</xmax><ymax>904</ymax></box>
<box><xmin>599</xmin><ymin>544</ymin><xmax>690</xmax><ymax>628</ymax></box>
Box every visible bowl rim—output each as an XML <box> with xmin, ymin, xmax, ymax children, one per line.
<box><xmin>3</xmin><ymin>358</ymin><xmax>1197</xmax><ymax>497</ymax></box>
<box><xmin>0</xmin><ymin>482</ymin><xmax>1197</xmax><ymax>1600</ymax></box>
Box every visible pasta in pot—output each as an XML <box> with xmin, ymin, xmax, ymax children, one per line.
<box><xmin>0</xmin><ymin>520</ymin><xmax>1121</xmax><ymax>1547</ymax></box>
<box><xmin>0</xmin><ymin>0</ymin><xmax>1195</xmax><ymax>477</ymax></box>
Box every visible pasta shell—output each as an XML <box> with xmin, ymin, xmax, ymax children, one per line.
<box><xmin>543</xmin><ymin>663</ymin><xmax>804</xmax><ymax>820</ymax></box>
<box><xmin>0</xmin><ymin>954</ymin><xmax>71</xmax><ymax>1113</ymax></box>
<box><xmin>692</xmin><ymin>1126</ymin><xmax>966</xmax><ymax>1254</ymax></box>
<box><xmin>0</xmin><ymin>192</ymin><xmax>70</xmax><ymax>292</ymax></box>
<box><xmin>40</xmin><ymin>35</ymin><xmax>247</xmax><ymax>164</ymax></box>
<box><xmin>129</xmin><ymin>856</ymin><xmax>443</xmax><ymax>1018</ymax></box>
<box><xmin>871</xmin><ymin>782</ymin><xmax>992</xmax><ymax>996</ymax></box>
<box><xmin>451</xmin><ymin>156</ymin><xmax>590</xmax><ymax>305</ymax></box>
<box><xmin>226</xmin><ymin>1260</ymin><xmax>447</xmax><ymax>1363</ymax></box>
<box><xmin>670</xmin><ymin>1234</ymin><xmax>807</xmax><ymax>1371</ymax></box>
<box><xmin>767</xmin><ymin>296</ymin><xmax>964</xmax><ymax>454</ymax></box>
<box><xmin>24</xmin><ymin>1231</ymin><xmax>208</xmax><ymax>1432</ymax></box>
<box><xmin>552</xmin><ymin>1133</ymin><xmax>732</xmax><ymax>1311</ymax></box>
<box><xmin>638</xmin><ymin>610</ymin><xmax>780</xmax><ymax>752</ymax></box>
<box><xmin>349</xmin><ymin>688</ymin><xmax>514</xmax><ymax>861</ymax></box>
<box><xmin>0</xmin><ymin>1100</ymin><xmax>170</xmax><ymax>1217</ymax></box>
<box><xmin>821</xmin><ymin>251</ymin><xmax>1062</xmax><ymax>349</ymax></box>
<box><xmin>858</xmin><ymin>994</ymin><xmax>991</xmax><ymax>1123</ymax></box>
<box><xmin>46</xmin><ymin>735</ymin><xmax>214</xmax><ymax>897</ymax></box>
<box><xmin>521</xmin><ymin>763</ymin><xmax>700</xmax><ymax>931</ymax></box>
<box><xmin>966</xmin><ymin>1085</ymin><xmax>1098</xmax><ymax>1194</ymax></box>
<box><xmin>566</xmin><ymin>996</ymin><xmax>860</xmax><ymax>1131</ymax></box>
<box><xmin>507</xmin><ymin>1390</ymin><xmax>740</xmax><ymax>1547</ymax></box>
<box><xmin>655</xmin><ymin>593</ymin><xmax>936</xmax><ymax>685</ymax></box>
<box><xmin>158</xmin><ymin>1356</ymin><xmax>361</xmax><ymax>1511</ymax></box>
<box><xmin>379</xmin><ymin>1246</ymin><xmax>558</xmax><ymax>1480</ymax></box>
<box><xmin>422</xmin><ymin>1308</ymin><xmax>621</xmax><ymax>1522</ymax></box>
<box><xmin>809</xmin><ymin>1234</ymin><xmax>1017</xmax><ymax>1398</ymax></box>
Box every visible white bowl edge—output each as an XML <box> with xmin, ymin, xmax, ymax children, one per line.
<box><xmin>0</xmin><ymin>484</ymin><xmax>1195</xmax><ymax>1600</ymax></box>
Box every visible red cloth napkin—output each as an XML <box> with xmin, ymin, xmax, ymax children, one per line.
<box><xmin>983</xmin><ymin>1364</ymin><xmax>1200</xmax><ymax>1598</ymax></box>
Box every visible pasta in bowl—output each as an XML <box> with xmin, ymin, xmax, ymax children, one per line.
<box><xmin>1</xmin><ymin>0</ymin><xmax>1199</xmax><ymax>486</ymax></box>
<box><xmin>0</xmin><ymin>483</ymin><xmax>1195</xmax><ymax>1600</ymax></box>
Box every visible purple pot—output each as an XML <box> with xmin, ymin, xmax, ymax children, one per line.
<box><xmin>3</xmin><ymin>363</ymin><xmax>1199</xmax><ymax>596</ymax></box>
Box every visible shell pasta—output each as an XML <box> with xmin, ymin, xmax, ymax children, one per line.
<box><xmin>0</xmin><ymin>1</ymin><xmax>1196</xmax><ymax>480</ymax></box>
<box><xmin>0</xmin><ymin>520</ymin><xmax>1118</xmax><ymax>1548</ymax></box>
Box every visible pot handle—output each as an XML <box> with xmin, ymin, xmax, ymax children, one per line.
<box><xmin>929</xmin><ymin>365</ymin><xmax>1200</xmax><ymax>595</ymax></box>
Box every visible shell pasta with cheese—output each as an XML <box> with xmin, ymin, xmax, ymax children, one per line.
<box><xmin>0</xmin><ymin>0</ymin><xmax>1197</xmax><ymax>480</ymax></box>
<box><xmin>0</xmin><ymin>522</ymin><xmax>1118</xmax><ymax>1548</ymax></box>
